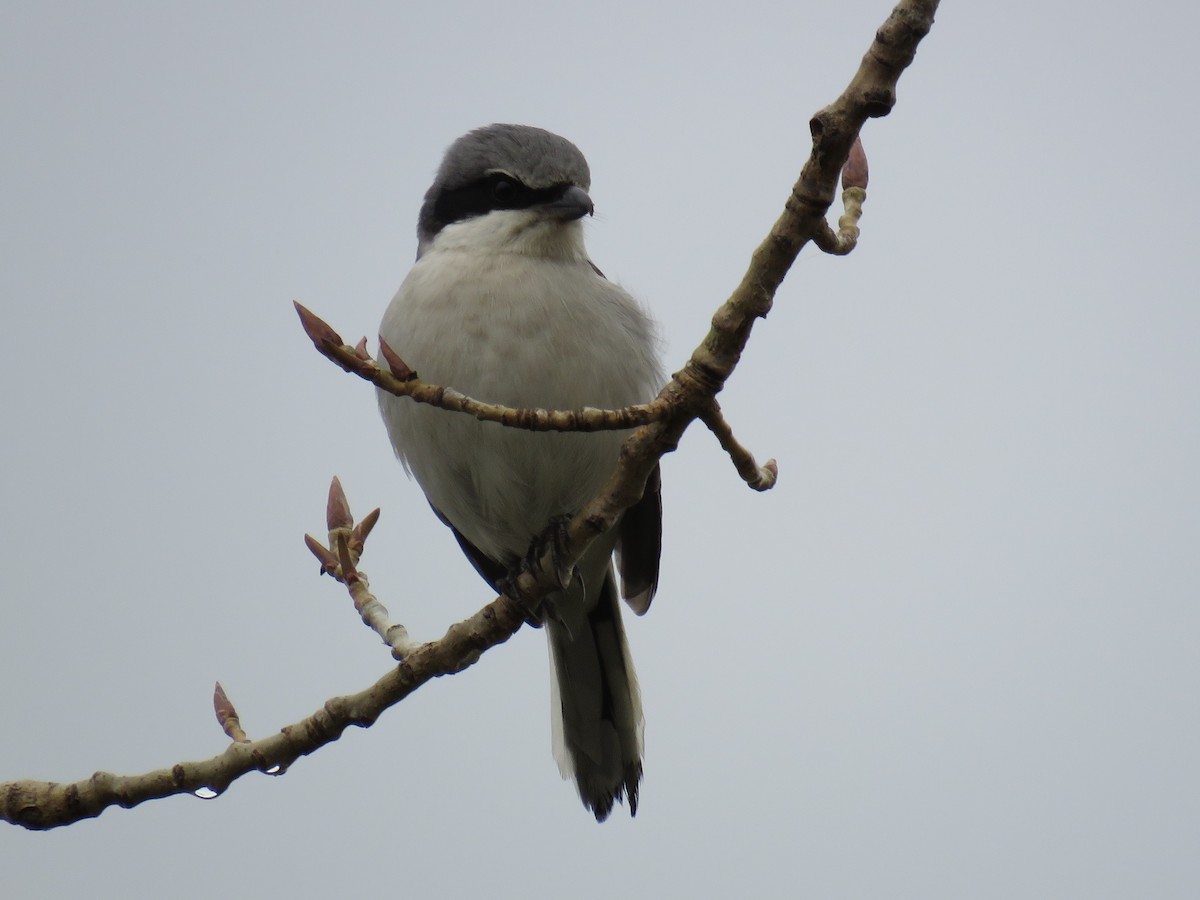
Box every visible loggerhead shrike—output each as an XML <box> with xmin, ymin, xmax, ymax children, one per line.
<box><xmin>377</xmin><ymin>124</ymin><xmax>663</xmax><ymax>820</ymax></box>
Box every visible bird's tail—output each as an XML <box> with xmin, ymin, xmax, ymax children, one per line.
<box><xmin>546</xmin><ymin>568</ymin><xmax>643</xmax><ymax>821</ymax></box>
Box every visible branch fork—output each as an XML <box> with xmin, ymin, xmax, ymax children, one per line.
<box><xmin>1</xmin><ymin>0</ymin><xmax>939</xmax><ymax>831</ymax></box>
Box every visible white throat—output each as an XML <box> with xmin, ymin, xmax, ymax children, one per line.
<box><xmin>422</xmin><ymin>209</ymin><xmax>589</xmax><ymax>262</ymax></box>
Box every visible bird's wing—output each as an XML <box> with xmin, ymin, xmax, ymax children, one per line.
<box><xmin>429</xmin><ymin>501</ymin><xmax>508</xmax><ymax>584</ymax></box>
<box><xmin>615</xmin><ymin>463</ymin><xmax>662</xmax><ymax>615</ymax></box>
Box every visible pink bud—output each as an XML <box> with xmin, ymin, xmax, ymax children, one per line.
<box><xmin>293</xmin><ymin>302</ymin><xmax>345</xmax><ymax>348</ymax></box>
<box><xmin>326</xmin><ymin>477</ymin><xmax>353</xmax><ymax>531</ymax></box>
<box><xmin>842</xmin><ymin>136</ymin><xmax>869</xmax><ymax>190</ymax></box>
<box><xmin>379</xmin><ymin>336</ymin><xmax>417</xmax><ymax>381</ymax></box>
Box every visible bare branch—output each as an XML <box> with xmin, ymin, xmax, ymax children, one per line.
<box><xmin>2</xmin><ymin>594</ymin><xmax>525</xmax><ymax>830</ymax></box>
<box><xmin>295</xmin><ymin>302</ymin><xmax>670</xmax><ymax>433</ymax></box>
<box><xmin>483</xmin><ymin>0</ymin><xmax>940</xmax><ymax>615</ymax></box>
<box><xmin>814</xmin><ymin>138</ymin><xmax>869</xmax><ymax>255</ymax></box>
<box><xmin>1</xmin><ymin>0</ymin><xmax>940</xmax><ymax>830</ymax></box>
<box><xmin>700</xmin><ymin>400</ymin><xmax>779</xmax><ymax>492</ymax></box>
<box><xmin>812</xmin><ymin>185</ymin><xmax>867</xmax><ymax>256</ymax></box>
<box><xmin>308</xmin><ymin>478</ymin><xmax>418</xmax><ymax>657</ymax></box>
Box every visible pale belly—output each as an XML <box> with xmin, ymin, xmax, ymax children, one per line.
<box><xmin>377</xmin><ymin>248</ymin><xmax>660</xmax><ymax>563</ymax></box>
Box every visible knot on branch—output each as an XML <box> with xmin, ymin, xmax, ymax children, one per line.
<box><xmin>860</xmin><ymin>87</ymin><xmax>896</xmax><ymax>118</ymax></box>
<box><xmin>673</xmin><ymin>359</ymin><xmax>727</xmax><ymax>406</ymax></box>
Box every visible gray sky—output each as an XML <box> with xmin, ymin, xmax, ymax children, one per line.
<box><xmin>3</xmin><ymin>1</ymin><xmax>1197</xmax><ymax>897</ymax></box>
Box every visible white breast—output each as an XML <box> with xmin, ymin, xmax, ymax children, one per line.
<box><xmin>377</xmin><ymin>212</ymin><xmax>661</xmax><ymax>563</ymax></box>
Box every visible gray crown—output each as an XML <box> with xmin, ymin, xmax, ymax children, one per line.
<box><xmin>417</xmin><ymin>124</ymin><xmax>591</xmax><ymax>249</ymax></box>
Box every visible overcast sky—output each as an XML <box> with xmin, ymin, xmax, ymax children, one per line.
<box><xmin>2</xmin><ymin>2</ymin><xmax>1197</xmax><ymax>897</ymax></box>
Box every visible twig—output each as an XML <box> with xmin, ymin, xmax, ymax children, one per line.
<box><xmin>1</xmin><ymin>0</ymin><xmax>940</xmax><ymax>831</ymax></box>
<box><xmin>1</xmin><ymin>593</ymin><xmax>526</xmax><ymax>830</ymax></box>
<box><xmin>296</xmin><ymin>302</ymin><xmax>672</xmax><ymax>433</ymax></box>
<box><xmin>304</xmin><ymin>478</ymin><xmax>418</xmax><ymax>657</ymax></box>
<box><xmin>699</xmin><ymin>400</ymin><xmax>779</xmax><ymax>491</ymax></box>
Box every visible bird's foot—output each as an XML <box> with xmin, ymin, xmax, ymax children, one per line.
<box><xmin>499</xmin><ymin>515</ymin><xmax>576</xmax><ymax>625</ymax></box>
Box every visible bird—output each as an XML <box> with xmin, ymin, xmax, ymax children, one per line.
<box><xmin>377</xmin><ymin>124</ymin><xmax>663</xmax><ymax>820</ymax></box>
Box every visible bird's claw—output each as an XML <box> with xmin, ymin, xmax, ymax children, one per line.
<box><xmin>498</xmin><ymin>515</ymin><xmax>576</xmax><ymax>626</ymax></box>
<box><xmin>532</xmin><ymin>514</ymin><xmax>575</xmax><ymax>593</ymax></box>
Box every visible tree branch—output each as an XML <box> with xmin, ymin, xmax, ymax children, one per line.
<box><xmin>296</xmin><ymin>301</ymin><xmax>672</xmax><ymax>433</ymax></box>
<box><xmin>304</xmin><ymin>477</ymin><xmax>417</xmax><ymax>657</ymax></box>
<box><xmin>700</xmin><ymin>400</ymin><xmax>778</xmax><ymax>492</ymax></box>
<box><xmin>0</xmin><ymin>0</ymin><xmax>940</xmax><ymax>831</ymax></box>
<box><xmin>2</xmin><ymin>591</ymin><xmax>527</xmax><ymax>830</ymax></box>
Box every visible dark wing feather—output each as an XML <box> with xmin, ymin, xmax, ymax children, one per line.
<box><xmin>615</xmin><ymin>464</ymin><xmax>662</xmax><ymax>615</ymax></box>
<box><xmin>428</xmin><ymin>502</ymin><xmax>508</xmax><ymax>586</ymax></box>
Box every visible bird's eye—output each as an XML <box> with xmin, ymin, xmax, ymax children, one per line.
<box><xmin>491</xmin><ymin>178</ymin><xmax>518</xmax><ymax>204</ymax></box>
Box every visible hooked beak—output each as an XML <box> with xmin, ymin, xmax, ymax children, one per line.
<box><xmin>540</xmin><ymin>184</ymin><xmax>594</xmax><ymax>221</ymax></box>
